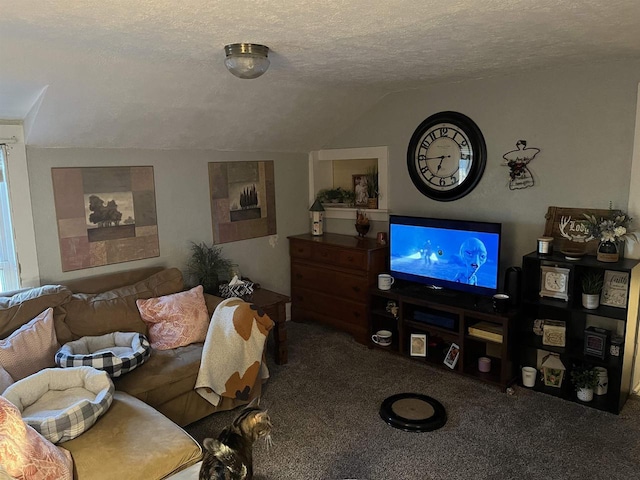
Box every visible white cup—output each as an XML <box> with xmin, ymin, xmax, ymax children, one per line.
<box><xmin>371</xmin><ymin>329</ymin><xmax>392</xmax><ymax>346</ymax></box>
<box><xmin>522</xmin><ymin>366</ymin><xmax>537</xmax><ymax>388</ymax></box>
<box><xmin>378</xmin><ymin>274</ymin><xmax>395</xmax><ymax>290</ymax></box>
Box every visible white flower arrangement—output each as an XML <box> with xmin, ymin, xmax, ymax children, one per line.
<box><xmin>583</xmin><ymin>210</ymin><xmax>632</xmax><ymax>243</ymax></box>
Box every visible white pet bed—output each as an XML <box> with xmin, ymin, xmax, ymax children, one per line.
<box><xmin>3</xmin><ymin>366</ymin><xmax>114</xmax><ymax>444</ymax></box>
<box><xmin>55</xmin><ymin>332</ymin><xmax>151</xmax><ymax>377</ymax></box>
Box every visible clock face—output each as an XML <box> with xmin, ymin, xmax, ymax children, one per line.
<box><xmin>545</xmin><ymin>272</ymin><xmax>566</xmax><ymax>292</ymax></box>
<box><xmin>539</xmin><ymin>266</ymin><xmax>571</xmax><ymax>301</ymax></box>
<box><xmin>407</xmin><ymin>112</ymin><xmax>487</xmax><ymax>201</ymax></box>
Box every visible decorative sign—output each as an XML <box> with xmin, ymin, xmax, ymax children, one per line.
<box><xmin>543</xmin><ymin>206</ymin><xmax>621</xmax><ymax>254</ymax></box>
<box><xmin>601</xmin><ymin>270</ymin><xmax>629</xmax><ymax>308</ymax></box>
<box><xmin>52</xmin><ymin>166</ymin><xmax>159</xmax><ymax>272</ymax></box>
<box><xmin>501</xmin><ymin>140</ymin><xmax>540</xmax><ymax>190</ymax></box>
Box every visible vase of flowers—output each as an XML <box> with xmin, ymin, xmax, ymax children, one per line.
<box><xmin>583</xmin><ymin>208</ymin><xmax>632</xmax><ymax>263</ymax></box>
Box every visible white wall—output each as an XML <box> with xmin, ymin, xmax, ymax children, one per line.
<box><xmin>324</xmin><ymin>60</ymin><xmax>640</xmax><ymax>284</ymax></box>
<box><xmin>26</xmin><ymin>147</ymin><xmax>308</xmax><ymax>295</ymax></box>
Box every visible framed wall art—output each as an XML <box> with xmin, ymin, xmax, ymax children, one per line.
<box><xmin>52</xmin><ymin>166</ymin><xmax>159</xmax><ymax>272</ymax></box>
<box><xmin>209</xmin><ymin>161</ymin><xmax>277</xmax><ymax>244</ymax></box>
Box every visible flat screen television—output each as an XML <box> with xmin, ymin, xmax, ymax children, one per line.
<box><xmin>389</xmin><ymin>215</ymin><xmax>501</xmax><ymax>297</ymax></box>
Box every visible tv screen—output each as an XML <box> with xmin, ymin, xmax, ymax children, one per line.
<box><xmin>389</xmin><ymin>215</ymin><xmax>501</xmax><ymax>296</ymax></box>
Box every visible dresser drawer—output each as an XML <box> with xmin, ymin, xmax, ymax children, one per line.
<box><xmin>289</xmin><ymin>240</ymin><xmax>312</xmax><ymax>259</ymax></box>
<box><xmin>291</xmin><ymin>262</ymin><xmax>369</xmax><ymax>302</ymax></box>
<box><xmin>291</xmin><ymin>287</ymin><xmax>367</xmax><ymax>328</ymax></box>
<box><xmin>311</xmin><ymin>245</ymin><xmax>367</xmax><ymax>270</ymax></box>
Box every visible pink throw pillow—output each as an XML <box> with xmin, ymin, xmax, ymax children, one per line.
<box><xmin>0</xmin><ymin>396</ymin><xmax>73</xmax><ymax>480</ymax></box>
<box><xmin>0</xmin><ymin>308</ymin><xmax>59</xmax><ymax>381</ymax></box>
<box><xmin>137</xmin><ymin>285</ymin><xmax>209</xmax><ymax>350</ymax></box>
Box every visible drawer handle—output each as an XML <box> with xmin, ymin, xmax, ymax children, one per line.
<box><xmin>352</xmin><ymin>286</ymin><xmax>361</xmax><ymax>293</ymax></box>
<box><xmin>347</xmin><ymin>255</ymin><xmax>354</xmax><ymax>262</ymax></box>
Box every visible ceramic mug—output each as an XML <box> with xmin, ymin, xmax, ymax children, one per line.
<box><xmin>492</xmin><ymin>293</ymin><xmax>510</xmax><ymax>313</ymax></box>
<box><xmin>371</xmin><ymin>329</ymin><xmax>392</xmax><ymax>346</ymax></box>
<box><xmin>378</xmin><ymin>274</ymin><xmax>395</xmax><ymax>290</ymax></box>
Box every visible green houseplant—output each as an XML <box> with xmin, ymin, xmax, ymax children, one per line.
<box><xmin>185</xmin><ymin>241</ymin><xmax>233</xmax><ymax>294</ymax></box>
<box><xmin>581</xmin><ymin>270</ymin><xmax>603</xmax><ymax>309</ymax></box>
<box><xmin>570</xmin><ymin>365</ymin><xmax>599</xmax><ymax>402</ymax></box>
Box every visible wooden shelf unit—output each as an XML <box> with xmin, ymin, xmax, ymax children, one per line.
<box><xmin>369</xmin><ymin>283</ymin><xmax>517</xmax><ymax>389</ymax></box>
<box><xmin>518</xmin><ymin>251</ymin><xmax>640</xmax><ymax>414</ymax></box>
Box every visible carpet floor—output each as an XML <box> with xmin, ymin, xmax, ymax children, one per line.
<box><xmin>185</xmin><ymin>320</ymin><xmax>640</xmax><ymax>480</ymax></box>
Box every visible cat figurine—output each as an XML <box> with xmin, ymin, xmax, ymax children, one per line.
<box><xmin>199</xmin><ymin>398</ymin><xmax>272</xmax><ymax>480</ymax></box>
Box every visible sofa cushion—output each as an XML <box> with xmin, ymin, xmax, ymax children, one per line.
<box><xmin>0</xmin><ymin>396</ymin><xmax>73</xmax><ymax>480</ymax></box>
<box><xmin>114</xmin><ymin>342</ymin><xmax>204</xmax><ymax>407</ymax></box>
<box><xmin>0</xmin><ymin>285</ymin><xmax>72</xmax><ymax>340</ymax></box>
<box><xmin>57</xmin><ymin>268</ymin><xmax>184</xmax><ymax>344</ymax></box>
<box><xmin>0</xmin><ymin>308</ymin><xmax>59</xmax><ymax>381</ymax></box>
<box><xmin>137</xmin><ymin>285</ymin><xmax>209</xmax><ymax>350</ymax></box>
<box><xmin>0</xmin><ymin>366</ymin><xmax>13</xmax><ymax>394</ymax></box>
<box><xmin>60</xmin><ymin>391</ymin><xmax>202</xmax><ymax>480</ymax></box>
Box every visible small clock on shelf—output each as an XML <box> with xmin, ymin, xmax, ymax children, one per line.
<box><xmin>539</xmin><ymin>265</ymin><xmax>571</xmax><ymax>301</ymax></box>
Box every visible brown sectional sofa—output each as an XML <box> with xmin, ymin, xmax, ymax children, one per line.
<box><xmin>0</xmin><ymin>266</ymin><xmax>263</xmax><ymax>479</ymax></box>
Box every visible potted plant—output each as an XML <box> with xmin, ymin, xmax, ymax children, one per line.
<box><xmin>570</xmin><ymin>365</ymin><xmax>599</xmax><ymax>402</ymax></box>
<box><xmin>185</xmin><ymin>241</ymin><xmax>233</xmax><ymax>294</ymax></box>
<box><xmin>365</xmin><ymin>166</ymin><xmax>379</xmax><ymax>209</ymax></box>
<box><xmin>581</xmin><ymin>270</ymin><xmax>603</xmax><ymax>309</ymax></box>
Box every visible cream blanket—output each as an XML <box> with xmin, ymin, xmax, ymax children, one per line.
<box><xmin>195</xmin><ymin>297</ymin><xmax>274</xmax><ymax>406</ymax></box>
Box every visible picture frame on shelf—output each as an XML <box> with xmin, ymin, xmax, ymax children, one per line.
<box><xmin>352</xmin><ymin>174</ymin><xmax>369</xmax><ymax>206</ymax></box>
<box><xmin>539</xmin><ymin>265</ymin><xmax>571</xmax><ymax>301</ymax></box>
<box><xmin>600</xmin><ymin>270</ymin><xmax>629</xmax><ymax>308</ymax></box>
<box><xmin>443</xmin><ymin>342</ymin><xmax>460</xmax><ymax>369</ymax></box>
<box><xmin>410</xmin><ymin>333</ymin><xmax>427</xmax><ymax>357</ymax></box>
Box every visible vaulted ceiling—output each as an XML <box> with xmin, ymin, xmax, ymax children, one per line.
<box><xmin>2</xmin><ymin>1</ymin><xmax>640</xmax><ymax>152</ymax></box>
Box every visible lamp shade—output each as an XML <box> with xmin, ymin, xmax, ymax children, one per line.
<box><xmin>224</xmin><ymin>43</ymin><xmax>270</xmax><ymax>79</ymax></box>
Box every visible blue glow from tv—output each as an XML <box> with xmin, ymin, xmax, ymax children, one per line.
<box><xmin>389</xmin><ymin>215</ymin><xmax>501</xmax><ymax>296</ymax></box>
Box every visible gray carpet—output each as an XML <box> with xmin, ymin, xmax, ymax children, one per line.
<box><xmin>185</xmin><ymin>321</ymin><xmax>640</xmax><ymax>480</ymax></box>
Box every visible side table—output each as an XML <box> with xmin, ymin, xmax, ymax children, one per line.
<box><xmin>248</xmin><ymin>288</ymin><xmax>290</xmax><ymax>365</ymax></box>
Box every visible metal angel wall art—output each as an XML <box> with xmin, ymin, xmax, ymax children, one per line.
<box><xmin>502</xmin><ymin>140</ymin><xmax>540</xmax><ymax>190</ymax></box>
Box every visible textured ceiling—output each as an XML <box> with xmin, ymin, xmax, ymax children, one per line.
<box><xmin>2</xmin><ymin>0</ymin><xmax>640</xmax><ymax>152</ymax></box>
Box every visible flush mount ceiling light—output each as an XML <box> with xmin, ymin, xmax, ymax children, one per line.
<box><xmin>224</xmin><ymin>43</ymin><xmax>270</xmax><ymax>79</ymax></box>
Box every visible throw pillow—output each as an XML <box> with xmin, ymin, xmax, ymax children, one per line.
<box><xmin>137</xmin><ymin>285</ymin><xmax>209</xmax><ymax>350</ymax></box>
<box><xmin>0</xmin><ymin>396</ymin><xmax>73</xmax><ymax>480</ymax></box>
<box><xmin>0</xmin><ymin>308</ymin><xmax>59</xmax><ymax>381</ymax></box>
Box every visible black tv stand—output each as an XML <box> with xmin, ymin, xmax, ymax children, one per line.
<box><xmin>368</xmin><ymin>284</ymin><xmax>517</xmax><ymax>389</ymax></box>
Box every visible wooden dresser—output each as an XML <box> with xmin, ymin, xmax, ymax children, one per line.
<box><xmin>288</xmin><ymin>233</ymin><xmax>388</xmax><ymax>344</ymax></box>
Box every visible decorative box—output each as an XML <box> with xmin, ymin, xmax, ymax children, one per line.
<box><xmin>584</xmin><ymin>326</ymin><xmax>610</xmax><ymax>359</ymax></box>
<box><xmin>218</xmin><ymin>281</ymin><xmax>255</xmax><ymax>299</ymax></box>
<box><xmin>610</xmin><ymin>335</ymin><xmax>624</xmax><ymax>357</ymax></box>
<box><xmin>543</xmin><ymin>320</ymin><xmax>566</xmax><ymax>347</ymax></box>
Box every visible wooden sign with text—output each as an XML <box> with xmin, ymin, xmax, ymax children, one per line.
<box><xmin>544</xmin><ymin>206</ymin><xmax>621</xmax><ymax>255</ymax></box>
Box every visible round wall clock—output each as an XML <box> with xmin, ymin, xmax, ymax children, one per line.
<box><xmin>407</xmin><ymin>111</ymin><xmax>487</xmax><ymax>201</ymax></box>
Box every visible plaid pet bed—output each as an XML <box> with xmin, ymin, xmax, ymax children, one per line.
<box><xmin>55</xmin><ymin>332</ymin><xmax>151</xmax><ymax>377</ymax></box>
<box><xmin>3</xmin><ymin>366</ymin><xmax>114</xmax><ymax>444</ymax></box>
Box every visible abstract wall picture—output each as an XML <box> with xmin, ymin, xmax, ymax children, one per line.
<box><xmin>501</xmin><ymin>140</ymin><xmax>540</xmax><ymax>190</ymax></box>
<box><xmin>208</xmin><ymin>161</ymin><xmax>277</xmax><ymax>244</ymax></box>
<box><xmin>52</xmin><ymin>166</ymin><xmax>159</xmax><ymax>271</ymax></box>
